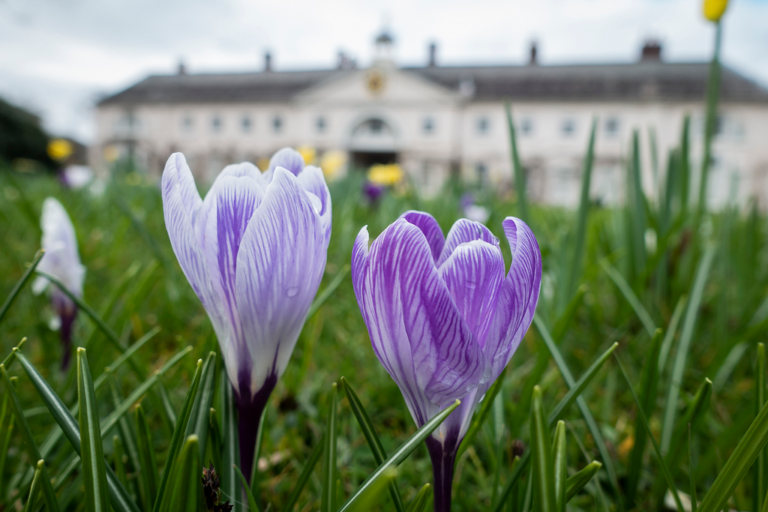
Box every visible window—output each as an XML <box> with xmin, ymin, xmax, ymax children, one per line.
<box><xmin>520</xmin><ymin>118</ymin><xmax>533</xmax><ymax>136</ymax></box>
<box><xmin>369</xmin><ymin>119</ymin><xmax>384</xmax><ymax>134</ymax></box>
<box><xmin>423</xmin><ymin>117</ymin><xmax>435</xmax><ymax>135</ymax></box>
<box><xmin>477</xmin><ymin>117</ymin><xmax>489</xmax><ymax>135</ymax></box>
<box><xmin>316</xmin><ymin>116</ymin><xmax>326</xmax><ymax>133</ymax></box>
<box><xmin>241</xmin><ymin>115</ymin><xmax>252</xmax><ymax>133</ymax></box>
<box><xmin>181</xmin><ymin>115</ymin><xmax>193</xmax><ymax>133</ymax></box>
<box><xmin>561</xmin><ymin>119</ymin><xmax>576</xmax><ymax>137</ymax></box>
<box><xmin>272</xmin><ymin>116</ymin><xmax>282</xmax><ymax>133</ymax></box>
<box><xmin>476</xmin><ymin>163</ymin><xmax>488</xmax><ymax>185</ymax></box>
<box><xmin>605</xmin><ymin>117</ymin><xmax>619</xmax><ymax>137</ymax></box>
<box><xmin>211</xmin><ymin>115</ymin><xmax>222</xmax><ymax>133</ymax></box>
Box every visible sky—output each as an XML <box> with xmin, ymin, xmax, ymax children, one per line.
<box><xmin>2</xmin><ymin>0</ymin><xmax>767</xmax><ymax>143</ymax></box>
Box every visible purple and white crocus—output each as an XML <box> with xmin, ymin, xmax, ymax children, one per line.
<box><xmin>161</xmin><ymin>148</ymin><xmax>331</xmax><ymax>480</ymax></box>
<box><xmin>351</xmin><ymin>211</ymin><xmax>541</xmax><ymax>512</ymax></box>
<box><xmin>32</xmin><ymin>198</ymin><xmax>86</xmax><ymax>370</ymax></box>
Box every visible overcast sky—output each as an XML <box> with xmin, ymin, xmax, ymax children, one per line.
<box><xmin>2</xmin><ymin>0</ymin><xmax>767</xmax><ymax>142</ymax></box>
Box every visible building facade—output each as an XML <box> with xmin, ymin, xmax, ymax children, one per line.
<box><xmin>94</xmin><ymin>35</ymin><xmax>768</xmax><ymax>208</ymax></box>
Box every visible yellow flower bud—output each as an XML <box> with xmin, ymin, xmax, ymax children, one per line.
<box><xmin>368</xmin><ymin>163</ymin><xmax>404</xmax><ymax>186</ymax></box>
<box><xmin>47</xmin><ymin>138</ymin><xmax>73</xmax><ymax>161</ymax></box>
<box><xmin>703</xmin><ymin>0</ymin><xmax>728</xmax><ymax>22</ymax></box>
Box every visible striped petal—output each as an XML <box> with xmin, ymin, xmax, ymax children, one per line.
<box><xmin>234</xmin><ymin>168</ymin><xmax>328</xmax><ymax>396</ymax></box>
<box><xmin>436</xmin><ymin>219</ymin><xmax>499</xmax><ymax>268</ymax></box>
<box><xmin>38</xmin><ymin>197</ymin><xmax>85</xmax><ymax>297</ymax></box>
<box><xmin>268</xmin><ymin>147</ymin><xmax>305</xmax><ymax>178</ymax></box>
<box><xmin>484</xmin><ymin>217</ymin><xmax>542</xmax><ymax>384</ymax></box>
<box><xmin>358</xmin><ymin>218</ymin><xmax>485</xmax><ymax>425</ymax></box>
<box><xmin>399</xmin><ymin>210</ymin><xmax>445</xmax><ymax>264</ymax></box>
<box><xmin>438</xmin><ymin>240</ymin><xmax>505</xmax><ymax>349</ymax></box>
<box><xmin>297</xmin><ymin>165</ymin><xmax>332</xmax><ymax>244</ymax></box>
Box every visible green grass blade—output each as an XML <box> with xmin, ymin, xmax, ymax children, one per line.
<box><xmin>208</xmin><ymin>408</ymin><xmax>223</xmax><ymax>473</ymax></box>
<box><xmin>458</xmin><ymin>367</ymin><xmax>507</xmax><ymax>462</ymax></box>
<box><xmin>113</xmin><ymin>435</ymin><xmax>127</xmax><ymax>488</ymax></box>
<box><xmin>698</xmin><ymin>385</ymin><xmax>768</xmax><ymax>512</ymax></box>
<box><xmin>531</xmin><ymin>386</ymin><xmax>556</xmax><ymax>512</ymax></box>
<box><xmin>758</xmin><ymin>343</ymin><xmax>767</xmax><ymax>512</ymax></box>
<box><xmin>629</xmin><ymin>129</ymin><xmax>647</xmax><ymax>276</ymax></box>
<box><xmin>689</xmin><ymin>425</ymin><xmax>697</xmax><ymax>512</ymax></box>
<box><xmin>341</xmin><ymin>377</ymin><xmax>406</xmax><ymax>512</ymax></box>
<box><xmin>552</xmin><ymin>420</ymin><xmax>567</xmax><ymax>512</ymax></box>
<box><xmin>1</xmin><ymin>337</ymin><xmax>26</xmax><ymax>367</ymax></box>
<box><xmin>220</xmin><ymin>370</ymin><xmax>239</xmax><ymax>512</ymax></box>
<box><xmin>505</xmin><ymin>102</ymin><xmax>529</xmax><ymax>224</ymax></box>
<box><xmin>101</xmin><ymin>346</ymin><xmax>192</xmax><ymax>438</ymax></box>
<box><xmin>679</xmin><ymin>115</ymin><xmax>691</xmax><ymax>215</ymax></box>
<box><xmin>0</xmin><ymin>249</ymin><xmax>44</xmax><ymax>325</ymax></box>
<box><xmin>565</xmin><ymin>461</ymin><xmax>602</xmax><ymax>503</ymax></box>
<box><xmin>307</xmin><ymin>264</ymin><xmax>350</xmax><ymax>319</ymax></box>
<box><xmin>78</xmin><ymin>348</ymin><xmax>110</xmax><ymax>512</ymax></box>
<box><xmin>337</xmin><ymin>399</ymin><xmax>461</xmax><ymax>512</ymax></box>
<box><xmin>659</xmin><ymin>296</ymin><xmax>687</xmax><ymax>374</ymax></box>
<box><xmin>23</xmin><ymin>460</ymin><xmax>44</xmax><ymax>512</ymax></box>
<box><xmin>406</xmin><ymin>484</ymin><xmax>432</xmax><ymax>512</ymax></box>
<box><xmin>249</xmin><ymin>403</ymin><xmax>266</xmax><ymax>502</ymax></box>
<box><xmin>600</xmin><ymin>260</ymin><xmax>655</xmax><ymax>337</ymax></box>
<box><xmin>344</xmin><ymin>467</ymin><xmax>398</xmax><ymax>512</ymax></box>
<box><xmin>322</xmin><ymin>382</ymin><xmax>338</xmax><ymax>512</ymax></box>
<box><xmin>166</xmin><ymin>435</ymin><xmax>201</xmax><ymax>512</ymax></box>
<box><xmin>185</xmin><ymin>351</ymin><xmax>217</xmax><ymax>462</ymax></box>
<box><xmin>533</xmin><ymin>315</ymin><xmax>620</xmax><ymax>495</ymax></box>
<box><xmin>661</xmin><ymin>246</ymin><xmax>716</xmax><ymax>454</ymax></box>
<box><xmin>1</xmin><ymin>365</ymin><xmax>61</xmax><ymax>512</ymax></box>
<box><xmin>697</xmin><ymin>22</ymin><xmax>722</xmax><ymax>216</ymax></box>
<box><xmin>491</xmin><ymin>337</ymin><xmax>618</xmax><ymax>512</ymax></box>
<box><xmin>0</xmin><ymin>388</ymin><xmax>13</xmax><ymax>498</ymax></box>
<box><xmin>154</xmin><ymin>359</ymin><xmax>204</xmax><ymax>512</ymax></box>
<box><xmin>627</xmin><ymin>328</ymin><xmax>663</xmax><ymax>505</ymax></box>
<box><xmin>136</xmin><ymin>405</ymin><xmax>159</xmax><ymax>511</ymax></box>
<box><xmin>13</xmin><ymin>351</ymin><xmax>140</xmax><ymax>512</ymax></box>
<box><xmin>234</xmin><ymin>464</ymin><xmax>264</xmax><ymax>512</ymax></box>
<box><xmin>562</xmin><ymin>117</ymin><xmax>597</xmax><ymax>305</ymax></box>
<box><xmin>283</xmin><ymin>434</ymin><xmax>325</xmax><ymax>512</ymax></box>
<box><xmin>614</xmin><ymin>352</ymin><xmax>684</xmax><ymax>512</ymax></box>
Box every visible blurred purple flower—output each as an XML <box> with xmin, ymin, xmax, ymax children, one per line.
<box><xmin>32</xmin><ymin>198</ymin><xmax>86</xmax><ymax>370</ymax></box>
<box><xmin>351</xmin><ymin>210</ymin><xmax>541</xmax><ymax>512</ymax></box>
<box><xmin>363</xmin><ymin>180</ymin><xmax>385</xmax><ymax>203</ymax></box>
<box><xmin>161</xmin><ymin>147</ymin><xmax>331</xmax><ymax>480</ymax></box>
<box><xmin>59</xmin><ymin>165</ymin><xmax>94</xmax><ymax>190</ymax></box>
<box><xmin>460</xmin><ymin>192</ymin><xmax>490</xmax><ymax>224</ymax></box>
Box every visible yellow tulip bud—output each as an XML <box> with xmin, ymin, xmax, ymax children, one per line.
<box><xmin>368</xmin><ymin>163</ymin><xmax>404</xmax><ymax>186</ymax></box>
<box><xmin>703</xmin><ymin>0</ymin><xmax>728</xmax><ymax>22</ymax></box>
<box><xmin>47</xmin><ymin>138</ymin><xmax>73</xmax><ymax>161</ymax></box>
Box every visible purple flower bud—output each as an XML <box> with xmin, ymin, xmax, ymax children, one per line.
<box><xmin>351</xmin><ymin>211</ymin><xmax>541</xmax><ymax>511</ymax></box>
<box><xmin>161</xmin><ymin>148</ymin><xmax>331</xmax><ymax>480</ymax></box>
<box><xmin>362</xmin><ymin>180</ymin><xmax>385</xmax><ymax>204</ymax></box>
<box><xmin>33</xmin><ymin>198</ymin><xmax>86</xmax><ymax>370</ymax></box>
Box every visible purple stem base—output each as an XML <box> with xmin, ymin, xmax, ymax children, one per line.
<box><xmin>234</xmin><ymin>373</ymin><xmax>277</xmax><ymax>484</ymax></box>
<box><xmin>59</xmin><ymin>307</ymin><xmax>77</xmax><ymax>371</ymax></box>
<box><xmin>425</xmin><ymin>433</ymin><xmax>461</xmax><ymax>512</ymax></box>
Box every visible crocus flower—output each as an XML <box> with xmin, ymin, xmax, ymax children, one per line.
<box><xmin>460</xmin><ymin>193</ymin><xmax>490</xmax><ymax>224</ymax></box>
<box><xmin>351</xmin><ymin>211</ymin><xmax>541</xmax><ymax>512</ymax></box>
<box><xmin>362</xmin><ymin>180</ymin><xmax>385</xmax><ymax>204</ymax></box>
<box><xmin>32</xmin><ymin>198</ymin><xmax>86</xmax><ymax>370</ymax></box>
<box><xmin>161</xmin><ymin>147</ymin><xmax>331</xmax><ymax>480</ymax></box>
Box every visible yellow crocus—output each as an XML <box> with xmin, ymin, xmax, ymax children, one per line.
<box><xmin>48</xmin><ymin>139</ymin><xmax>73</xmax><ymax>161</ymax></box>
<box><xmin>319</xmin><ymin>150</ymin><xmax>347</xmax><ymax>180</ymax></box>
<box><xmin>703</xmin><ymin>0</ymin><xmax>729</xmax><ymax>22</ymax></box>
<box><xmin>297</xmin><ymin>145</ymin><xmax>316</xmax><ymax>165</ymax></box>
<box><xmin>368</xmin><ymin>163</ymin><xmax>404</xmax><ymax>186</ymax></box>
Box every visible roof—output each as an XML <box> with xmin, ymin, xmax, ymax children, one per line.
<box><xmin>98</xmin><ymin>61</ymin><xmax>768</xmax><ymax>107</ymax></box>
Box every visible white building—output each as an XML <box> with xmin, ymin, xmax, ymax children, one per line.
<box><xmin>94</xmin><ymin>33</ymin><xmax>768</xmax><ymax>208</ymax></box>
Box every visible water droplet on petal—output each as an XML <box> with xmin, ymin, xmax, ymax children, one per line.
<box><xmin>466</xmin><ymin>280</ymin><xmax>477</xmax><ymax>290</ymax></box>
<box><xmin>286</xmin><ymin>286</ymin><xmax>299</xmax><ymax>298</ymax></box>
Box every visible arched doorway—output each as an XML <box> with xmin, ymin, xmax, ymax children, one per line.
<box><xmin>348</xmin><ymin>117</ymin><xmax>399</xmax><ymax>168</ymax></box>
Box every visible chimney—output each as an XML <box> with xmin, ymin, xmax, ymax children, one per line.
<box><xmin>428</xmin><ymin>42</ymin><xmax>437</xmax><ymax>67</ymax></box>
<box><xmin>640</xmin><ymin>39</ymin><xmax>662</xmax><ymax>61</ymax></box>
<box><xmin>177</xmin><ymin>59</ymin><xmax>186</xmax><ymax>75</ymax></box>
<box><xmin>264</xmin><ymin>51</ymin><xmax>272</xmax><ymax>72</ymax></box>
<box><xmin>529</xmin><ymin>41</ymin><xmax>538</xmax><ymax>65</ymax></box>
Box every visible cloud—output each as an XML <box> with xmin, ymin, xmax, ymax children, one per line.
<box><xmin>2</xmin><ymin>0</ymin><xmax>766</xmax><ymax>142</ymax></box>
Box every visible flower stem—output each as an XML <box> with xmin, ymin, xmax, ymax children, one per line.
<box><xmin>426</xmin><ymin>437</ymin><xmax>459</xmax><ymax>512</ymax></box>
<box><xmin>234</xmin><ymin>375</ymin><xmax>277</xmax><ymax>484</ymax></box>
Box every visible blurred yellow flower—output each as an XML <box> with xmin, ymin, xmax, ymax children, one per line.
<box><xmin>297</xmin><ymin>146</ymin><xmax>316</xmax><ymax>165</ymax></box>
<box><xmin>103</xmin><ymin>145</ymin><xmax>119</xmax><ymax>163</ymax></box>
<box><xmin>368</xmin><ymin>163</ymin><xmax>404</xmax><ymax>186</ymax></box>
<box><xmin>48</xmin><ymin>139</ymin><xmax>73</xmax><ymax>161</ymax></box>
<box><xmin>703</xmin><ymin>0</ymin><xmax>728</xmax><ymax>22</ymax></box>
<box><xmin>320</xmin><ymin>150</ymin><xmax>347</xmax><ymax>180</ymax></box>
